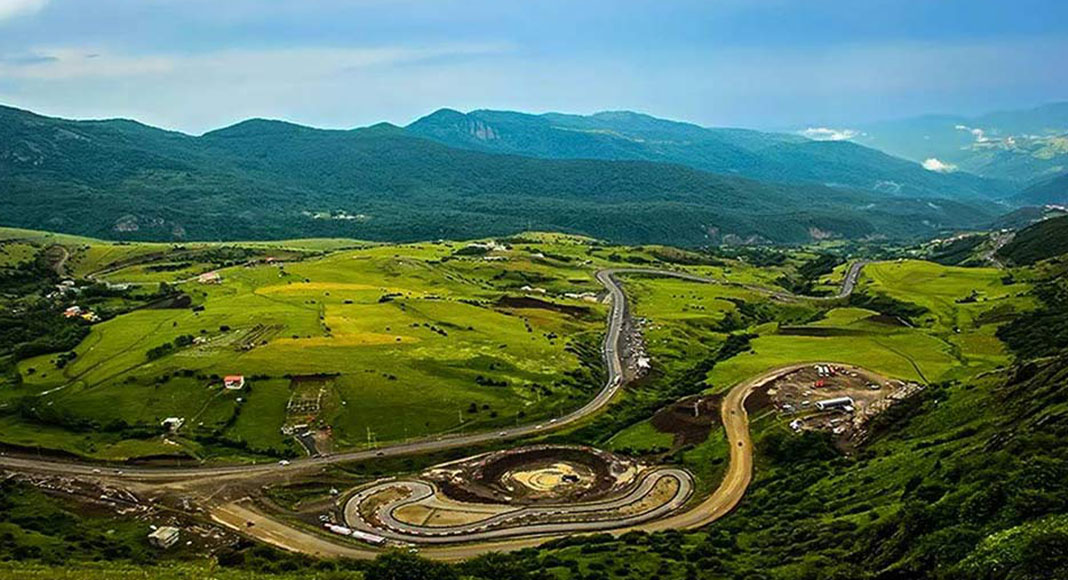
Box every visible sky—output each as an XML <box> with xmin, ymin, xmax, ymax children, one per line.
<box><xmin>0</xmin><ymin>0</ymin><xmax>1065</xmax><ymax>134</ymax></box>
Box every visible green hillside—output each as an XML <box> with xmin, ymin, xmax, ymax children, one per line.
<box><xmin>998</xmin><ymin>214</ymin><xmax>1068</xmax><ymax>265</ymax></box>
<box><xmin>0</xmin><ymin>105</ymin><xmax>999</xmax><ymax>246</ymax></box>
<box><xmin>407</xmin><ymin>108</ymin><xmax>1008</xmax><ymax>200</ymax></box>
<box><xmin>1012</xmin><ymin>171</ymin><xmax>1068</xmax><ymax>206</ymax></box>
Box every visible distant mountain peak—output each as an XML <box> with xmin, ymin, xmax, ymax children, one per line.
<box><xmin>202</xmin><ymin>118</ymin><xmax>311</xmax><ymax>139</ymax></box>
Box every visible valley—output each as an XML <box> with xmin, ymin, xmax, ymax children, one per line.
<box><xmin>1</xmin><ymin>220</ymin><xmax>1059</xmax><ymax>579</ymax></box>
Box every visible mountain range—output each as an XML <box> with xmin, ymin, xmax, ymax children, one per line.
<box><xmin>851</xmin><ymin>102</ymin><xmax>1068</xmax><ymax>184</ymax></box>
<box><xmin>407</xmin><ymin>108</ymin><xmax>1008</xmax><ymax>201</ymax></box>
<box><xmin>0</xmin><ymin>103</ymin><xmax>1032</xmax><ymax>246</ymax></box>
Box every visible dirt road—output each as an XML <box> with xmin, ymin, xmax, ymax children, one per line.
<box><xmin>0</xmin><ymin>263</ymin><xmax>868</xmax><ymax>559</ymax></box>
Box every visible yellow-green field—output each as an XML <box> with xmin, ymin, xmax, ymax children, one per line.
<box><xmin>0</xmin><ymin>227</ymin><xmax>1038</xmax><ymax>464</ymax></box>
<box><xmin>627</xmin><ymin>259</ymin><xmax>1032</xmax><ymax>392</ymax></box>
<box><xmin>5</xmin><ymin>234</ymin><xmax>646</xmax><ymax>460</ymax></box>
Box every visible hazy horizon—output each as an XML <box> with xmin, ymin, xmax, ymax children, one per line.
<box><xmin>1</xmin><ymin>0</ymin><xmax>1065</xmax><ymax>134</ymax></box>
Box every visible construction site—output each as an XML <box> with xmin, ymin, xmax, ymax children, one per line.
<box><xmin>758</xmin><ymin>364</ymin><xmax>925</xmax><ymax>449</ymax></box>
<box><xmin>339</xmin><ymin>445</ymin><xmax>693</xmax><ymax>544</ymax></box>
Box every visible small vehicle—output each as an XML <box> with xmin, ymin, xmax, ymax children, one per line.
<box><xmin>278</xmin><ymin>460</ymin><xmax>290</xmax><ymax>466</ymax></box>
<box><xmin>375</xmin><ymin>451</ymin><xmax>385</xmax><ymax>457</ymax></box>
<box><xmin>498</xmin><ymin>432</ymin><xmax>507</xmax><ymax>437</ymax></box>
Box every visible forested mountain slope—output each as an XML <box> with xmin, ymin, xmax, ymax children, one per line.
<box><xmin>999</xmin><ymin>214</ymin><xmax>1068</xmax><ymax>265</ymax></box>
<box><xmin>0</xmin><ymin>105</ymin><xmax>996</xmax><ymax>245</ymax></box>
<box><xmin>855</xmin><ymin>102</ymin><xmax>1068</xmax><ymax>183</ymax></box>
<box><xmin>1011</xmin><ymin>171</ymin><xmax>1068</xmax><ymax>206</ymax></box>
<box><xmin>407</xmin><ymin>109</ymin><xmax>1008</xmax><ymax>200</ymax></box>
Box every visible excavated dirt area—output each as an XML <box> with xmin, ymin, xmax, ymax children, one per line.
<box><xmin>762</xmin><ymin>364</ymin><xmax>924</xmax><ymax>450</ymax></box>
<box><xmin>426</xmin><ymin>446</ymin><xmax>641</xmax><ymax>506</ymax></box>
<box><xmin>650</xmin><ymin>395</ymin><xmax>723</xmax><ymax>448</ymax></box>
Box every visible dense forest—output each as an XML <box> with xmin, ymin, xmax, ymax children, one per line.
<box><xmin>0</xmin><ymin>105</ymin><xmax>997</xmax><ymax>247</ymax></box>
<box><xmin>407</xmin><ymin>109</ymin><xmax>1008</xmax><ymax>200</ymax></box>
<box><xmin>998</xmin><ymin>215</ymin><xmax>1068</xmax><ymax>265</ymax></box>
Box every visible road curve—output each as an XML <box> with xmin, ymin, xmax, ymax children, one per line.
<box><xmin>0</xmin><ymin>261</ymin><xmax>865</xmax><ymax>481</ymax></box>
<box><xmin>0</xmin><ymin>262</ymin><xmax>867</xmax><ymax>559</ymax></box>
<box><xmin>342</xmin><ymin>467</ymin><xmax>693</xmax><ymax>544</ymax></box>
<box><xmin>209</xmin><ymin>362</ymin><xmax>829</xmax><ymax>561</ymax></box>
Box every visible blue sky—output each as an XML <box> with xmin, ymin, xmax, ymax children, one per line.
<box><xmin>0</xmin><ymin>0</ymin><xmax>1065</xmax><ymax>134</ymax></box>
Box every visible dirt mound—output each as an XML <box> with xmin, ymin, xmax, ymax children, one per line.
<box><xmin>432</xmin><ymin>446</ymin><xmax>634</xmax><ymax>506</ymax></box>
<box><xmin>650</xmin><ymin>395</ymin><xmax>722</xmax><ymax>448</ymax></box>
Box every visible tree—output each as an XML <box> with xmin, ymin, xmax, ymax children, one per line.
<box><xmin>364</xmin><ymin>551</ymin><xmax>457</xmax><ymax>580</ymax></box>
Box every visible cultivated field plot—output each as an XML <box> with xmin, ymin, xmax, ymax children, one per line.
<box><xmin>6</xmin><ymin>236</ymin><xmax>618</xmax><ymax>460</ymax></box>
<box><xmin>702</xmin><ymin>261</ymin><xmax>1031</xmax><ymax>390</ymax></box>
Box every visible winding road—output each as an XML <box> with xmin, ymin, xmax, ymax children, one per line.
<box><xmin>342</xmin><ymin>466</ymin><xmax>694</xmax><ymax>544</ymax></box>
<box><xmin>0</xmin><ymin>261</ymin><xmax>868</xmax><ymax>559</ymax></box>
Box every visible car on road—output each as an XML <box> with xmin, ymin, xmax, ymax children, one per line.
<box><xmin>278</xmin><ymin>460</ymin><xmax>290</xmax><ymax>466</ymax></box>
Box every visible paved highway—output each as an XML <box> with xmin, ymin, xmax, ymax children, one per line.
<box><xmin>0</xmin><ymin>262</ymin><xmax>867</xmax><ymax>558</ymax></box>
<box><xmin>342</xmin><ymin>467</ymin><xmax>693</xmax><ymax>543</ymax></box>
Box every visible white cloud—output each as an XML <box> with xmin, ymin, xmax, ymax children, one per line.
<box><xmin>0</xmin><ymin>0</ymin><xmax>47</xmax><ymax>22</ymax></box>
<box><xmin>800</xmin><ymin>127</ymin><xmax>860</xmax><ymax>141</ymax></box>
<box><xmin>922</xmin><ymin>158</ymin><xmax>957</xmax><ymax>173</ymax></box>
<box><xmin>955</xmin><ymin>124</ymin><xmax>991</xmax><ymax>143</ymax></box>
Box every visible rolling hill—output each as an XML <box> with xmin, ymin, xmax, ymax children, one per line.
<box><xmin>1011</xmin><ymin>171</ymin><xmax>1068</xmax><ymax>206</ymax></box>
<box><xmin>0</xmin><ymin>104</ymin><xmax>997</xmax><ymax>246</ymax></box>
<box><xmin>998</xmin><ymin>214</ymin><xmax>1068</xmax><ymax>265</ymax></box>
<box><xmin>407</xmin><ymin>108</ymin><xmax>1008</xmax><ymax>200</ymax></box>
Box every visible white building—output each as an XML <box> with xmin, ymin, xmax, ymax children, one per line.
<box><xmin>815</xmin><ymin>397</ymin><xmax>855</xmax><ymax>411</ymax></box>
<box><xmin>148</xmin><ymin>526</ymin><xmax>180</xmax><ymax>548</ymax></box>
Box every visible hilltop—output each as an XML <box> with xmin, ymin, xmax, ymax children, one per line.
<box><xmin>407</xmin><ymin>108</ymin><xmax>1008</xmax><ymax>200</ymax></box>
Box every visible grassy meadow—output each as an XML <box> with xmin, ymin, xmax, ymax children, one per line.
<box><xmin>4</xmin><ymin>233</ymin><xmax>641</xmax><ymax>460</ymax></box>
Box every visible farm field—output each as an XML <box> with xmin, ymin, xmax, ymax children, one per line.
<box><xmin>5</xmin><ymin>233</ymin><xmax>641</xmax><ymax>460</ymax></box>
<box><xmin>0</xmin><ymin>227</ymin><xmax>1039</xmax><ymax>470</ymax></box>
<box><xmin>595</xmin><ymin>259</ymin><xmax>1036</xmax><ymax>483</ymax></box>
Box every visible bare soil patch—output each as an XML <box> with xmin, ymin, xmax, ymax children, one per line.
<box><xmin>650</xmin><ymin>395</ymin><xmax>723</xmax><ymax>448</ymax></box>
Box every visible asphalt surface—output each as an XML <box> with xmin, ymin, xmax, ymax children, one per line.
<box><xmin>342</xmin><ymin>467</ymin><xmax>693</xmax><ymax>543</ymax></box>
<box><xmin>0</xmin><ymin>262</ymin><xmax>867</xmax><ymax>559</ymax></box>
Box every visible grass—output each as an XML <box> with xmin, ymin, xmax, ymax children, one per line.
<box><xmin>593</xmin><ymin>258</ymin><xmax>1035</xmax><ymax>500</ymax></box>
<box><xmin>4</xmin><ymin>232</ymin><xmax>650</xmax><ymax>460</ymax></box>
<box><xmin>605</xmin><ymin>420</ymin><xmax>674</xmax><ymax>453</ymax></box>
<box><xmin>1</xmin><ymin>227</ymin><xmax>1037</xmax><ymax>469</ymax></box>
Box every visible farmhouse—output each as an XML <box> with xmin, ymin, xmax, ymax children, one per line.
<box><xmin>198</xmin><ymin>271</ymin><xmax>221</xmax><ymax>284</ymax></box>
<box><xmin>224</xmin><ymin>375</ymin><xmax>246</xmax><ymax>390</ymax></box>
<box><xmin>63</xmin><ymin>305</ymin><xmax>83</xmax><ymax>318</ymax></box>
<box><xmin>161</xmin><ymin>417</ymin><xmax>184</xmax><ymax>432</ymax></box>
<box><xmin>147</xmin><ymin>526</ymin><xmax>180</xmax><ymax>549</ymax></box>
